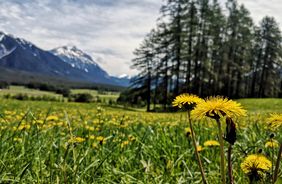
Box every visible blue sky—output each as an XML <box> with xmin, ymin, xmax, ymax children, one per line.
<box><xmin>0</xmin><ymin>0</ymin><xmax>281</xmax><ymax>77</ymax></box>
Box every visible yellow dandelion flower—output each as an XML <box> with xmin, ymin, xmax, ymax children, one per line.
<box><xmin>88</xmin><ymin>135</ymin><xmax>96</xmax><ymax>140</ymax></box>
<box><xmin>191</xmin><ymin>96</ymin><xmax>246</xmax><ymax>119</ymax></box>
<box><xmin>46</xmin><ymin>115</ymin><xmax>59</xmax><ymax>121</ymax></box>
<box><xmin>184</xmin><ymin>127</ymin><xmax>192</xmax><ymax>137</ymax></box>
<box><xmin>241</xmin><ymin>154</ymin><xmax>272</xmax><ymax>181</ymax></box>
<box><xmin>266</xmin><ymin>113</ymin><xmax>282</xmax><ymax>130</ymax></box>
<box><xmin>96</xmin><ymin>136</ymin><xmax>106</xmax><ymax>145</ymax></box>
<box><xmin>92</xmin><ymin>143</ymin><xmax>98</xmax><ymax>149</ymax></box>
<box><xmin>121</xmin><ymin>140</ymin><xmax>129</xmax><ymax>148</ymax></box>
<box><xmin>14</xmin><ymin>124</ymin><xmax>31</xmax><ymax>131</ymax></box>
<box><xmin>265</xmin><ymin>140</ymin><xmax>279</xmax><ymax>148</ymax></box>
<box><xmin>172</xmin><ymin>93</ymin><xmax>203</xmax><ymax>109</ymax></box>
<box><xmin>204</xmin><ymin>140</ymin><xmax>220</xmax><ymax>147</ymax></box>
<box><xmin>128</xmin><ymin>135</ymin><xmax>136</xmax><ymax>141</ymax></box>
<box><xmin>197</xmin><ymin>145</ymin><xmax>203</xmax><ymax>152</ymax></box>
<box><xmin>68</xmin><ymin>136</ymin><xmax>85</xmax><ymax>143</ymax></box>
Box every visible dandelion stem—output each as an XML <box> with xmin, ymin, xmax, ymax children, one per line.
<box><xmin>187</xmin><ymin>111</ymin><xmax>207</xmax><ymax>184</ymax></box>
<box><xmin>227</xmin><ymin>144</ymin><xmax>234</xmax><ymax>184</ymax></box>
<box><xmin>273</xmin><ymin>142</ymin><xmax>282</xmax><ymax>182</ymax></box>
<box><xmin>216</xmin><ymin>119</ymin><xmax>226</xmax><ymax>184</ymax></box>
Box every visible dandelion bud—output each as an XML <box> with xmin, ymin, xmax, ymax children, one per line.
<box><xmin>224</xmin><ymin>117</ymin><xmax>236</xmax><ymax>145</ymax></box>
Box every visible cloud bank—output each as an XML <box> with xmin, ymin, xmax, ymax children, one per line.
<box><xmin>0</xmin><ymin>0</ymin><xmax>162</xmax><ymax>77</ymax></box>
<box><xmin>0</xmin><ymin>0</ymin><xmax>281</xmax><ymax>76</ymax></box>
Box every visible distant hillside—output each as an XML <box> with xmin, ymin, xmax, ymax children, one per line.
<box><xmin>0</xmin><ymin>66</ymin><xmax>125</xmax><ymax>92</ymax></box>
<box><xmin>0</xmin><ymin>31</ymin><xmax>130</xmax><ymax>87</ymax></box>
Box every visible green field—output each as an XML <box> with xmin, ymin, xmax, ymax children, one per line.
<box><xmin>0</xmin><ymin>98</ymin><xmax>281</xmax><ymax>183</ymax></box>
<box><xmin>0</xmin><ymin>86</ymin><xmax>120</xmax><ymax>102</ymax></box>
<box><xmin>0</xmin><ymin>86</ymin><xmax>62</xmax><ymax>98</ymax></box>
<box><xmin>71</xmin><ymin>89</ymin><xmax>120</xmax><ymax>101</ymax></box>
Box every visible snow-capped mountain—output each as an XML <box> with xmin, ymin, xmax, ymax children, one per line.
<box><xmin>0</xmin><ymin>31</ymin><xmax>129</xmax><ymax>86</ymax></box>
<box><xmin>51</xmin><ymin>46</ymin><xmax>129</xmax><ymax>86</ymax></box>
<box><xmin>51</xmin><ymin>46</ymin><xmax>99</xmax><ymax>71</ymax></box>
<box><xmin>51</xmin><ymin>46</ymin><xmax>110</xmax><ymax>77</ymax></box>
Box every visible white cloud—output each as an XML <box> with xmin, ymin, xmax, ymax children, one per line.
<box><xmin>1</xmin><ymin>0</ymin><xmax>282</xmax><ymax>77</ymax></box>
<box><xmin>236</xmin><ymin>0</ymin><xmax>282</xmax><ymax>26</ymax></box>
<box><xmin>0</xmin><ymin>0</ymin><xmax>162</xmax><ymax>77</ymax></box>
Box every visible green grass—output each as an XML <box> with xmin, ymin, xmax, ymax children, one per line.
<box><xmin>238</xmin><ymin>98</ymin><xmax>282</xmax><ymax>113</ymax></box>
<box><xmin>0</xmin><ymin>86</ymin><xmax>120</xmax><ymax>102</ymax></box>
<box><xmin>0</xmin><ymin>86</ymin><xmax>62</xmax><ymax>97</ymax></box>
<box><xmin>0</xmin><ymin>98</ymin><xmax>281</xmax><ymax>183</ymax></box>
<box><xmin>71</xmin><ymin>89</ymin><xmax>120</xmax><ymax>101</ymax></box>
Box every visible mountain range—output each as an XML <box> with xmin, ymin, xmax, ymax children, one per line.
<box><xmin>0</xmin><ymin>31</ymin><xmax>130</xmax><ymax>87</ymax></box>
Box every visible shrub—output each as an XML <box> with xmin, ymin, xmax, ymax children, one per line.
<box><xmin>69</xmin><ymin>93</ymin><xmax>93</xmax><ymax>103</ymax></box>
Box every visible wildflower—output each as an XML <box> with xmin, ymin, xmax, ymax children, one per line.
<box><xmin>265</xmin><ymin>140</ymin><xmax>279</xmax><ymax>148</ymax></box>
<box><xmin>128</xmin><ymin>135</ymin><xmax>136</xmax><ymax>141</ymax></box>
<box><xmin>96</xmin><ymin>136</ymin><xmax>106</xmax><ymax>145</ymax></box>
<box><xmin>204</xmin><ymin>140</ymin><xmax>220</xmax><ymax>147</ymax></box>
<box><xmin>197</xmin><ymin>145</ymin><xmax>203</xmax><ymax>152</ymax></box>
<box><xmin>172</xmin><ymin>93</ymin><xmax>203</xmax><ymax>109</ymax></box>
<box><xmin>92</xmin><ymin>143</ymin><xmax>98</xmax><ymax>149</ymax></box>
<box><xmin>88</xmin><ymin>135</ymin><xmax>96</xmax><ymax>140</ymax></box>
<box><xmin>121</xmin><ymin>140</ymin><xmax>129</xmax><ymax>148</ymax></box>
<box><xmin>46</xmin><ymin>115</ymin><xmax>59</xmax><ymax>121</ymax></box>
<box><xmin>184</xmin><ymin>127</ymin><xmax>192</xmax><ymax>137</ymax></box>
<box><xmin>266</xmin><ymin>113</ymin><xmax>282</xmax><ymax>130</ymax></box>
<box><xmin>85</xmin><ymin>125</ymin><xmax>95</xmax><ymax>131</ymax></box>
<box><xmin>191</xmin><ymin>96</ymin><xmax>246</xmax><ymax>120</ymax></box>
<box><xmin>68</xmin><ymin>136</ymin><xmax>85</xmax><ymax>144</ymax></box>
<box><xmin>241</xmin><ymin>154</ymin><xmax>272</xmax><ymax>182</ymax></box>
<box><xmin>14</xmin><ymin>124</ymin><xmax>31</xmax><ymax>131</ymax></box>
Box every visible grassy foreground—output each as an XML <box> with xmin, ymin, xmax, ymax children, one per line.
<box><xmin>0</xmin><ymin>98</ymin><xmax>281</xmax><ymax>183</ymax></box>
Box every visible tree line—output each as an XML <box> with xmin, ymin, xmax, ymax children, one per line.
<box><xmin>118</xmin><ymin>0</ymin><xmax>282</xmax><ymax>111</ymax></box>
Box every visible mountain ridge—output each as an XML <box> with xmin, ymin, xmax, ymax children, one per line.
<box><xmin>0</xmin><ymin>31</ymin><xmax>129</xmax><ymax>87</ymax></box>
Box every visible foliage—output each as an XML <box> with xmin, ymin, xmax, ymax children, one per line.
<box><xmin>129</xmin><ymin>0</ymin><xmax>282</xmax><ymax>111</ymax></box>
<box><xmin>68</xmin><ymin>93</ymin><xmax>93</xmax><ymax>103</ymax></box>
<box><xmin>0</xmin><ymin>81</ymin><xmax>9</xmax><ymax>89</ymax></box>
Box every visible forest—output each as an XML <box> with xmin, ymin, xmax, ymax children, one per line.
<box><xmin>119</xmin><ymin>0</ymin><xmax>282</xmax><ymax>111</ymax></box>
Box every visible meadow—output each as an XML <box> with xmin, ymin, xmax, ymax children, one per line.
<box><xmin>0</xmin><ymin>97</ymin><xmax>281</xmax><ymax>183</ymax></box>
<box><xmin>0</xmin><ymin>86</ymin><xmax>120</xmax><ymax>102</ymax></box>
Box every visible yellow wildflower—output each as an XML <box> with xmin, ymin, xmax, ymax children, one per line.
<box><xmin>14</xmin><ymin>124</ymin><xmax>31</xmax><ymax>131</ymax></box>
<box><xmin>266</xmin><ymin>113</ymin><xmax>282</xmax><ymax>130</ymax></box>
<box><xmin>68</xmin><ymin>136</ymin><xmax>85</xmax><ymax>143</ymax></box>
<box><xmin>184</xmin><ymin>127</ymin><xmax>192</xmax><ymax>137</ymax></box>
<box><xmin>128</xmin><ymin>135</ymin><xmax>136</xmax><ymax>141</ymax></box>
<box><xmin>265</xmin><ymin>140</ymin><xmax>279</xmax><ymax>148</ymax></box>
<box><xmin>241</xmin><ymin>154</ymin><xmax>272</xmax><ymax>181</ymax></box>
<box><xmin>191</xmin><ymin>96</ymin><xmax>246</xmax><ymax>119</ymax></box>
<box><xmin>204</xmin><ymin>140</ymin><xmax>220</xmax><ymax>147</ymax></box>
<box><xmin>121</xmin><ymin>140</ymin><xmax>129</xmax><ymax>148</ymax></box>
<box><xmin>172</xmin><ymin>93</ymin><xmax>203</xmax><ymax>109</ymax></box>
<box><xmin>96</xmin><ymin>136</ymin><xmax>106</xmax><ymax>145</ymax></box>
<box><xmin>88</xmin><ymin>135</ymin><xmax>96</xmax><ymax>140</ymax></box>
<box><xmin>46</xmin><ymin>115</ymin><xmax>59</xmax><ymax>121</ymax></box>
<box><xmin>197</xmin><ymin>145</ymin><xmax>203</xmax><ymax>152</ymax></box>
<box><xmin>92</xmin><ymin>143</ymin><xmax>98</xmax><ymax>149</ymax></box>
